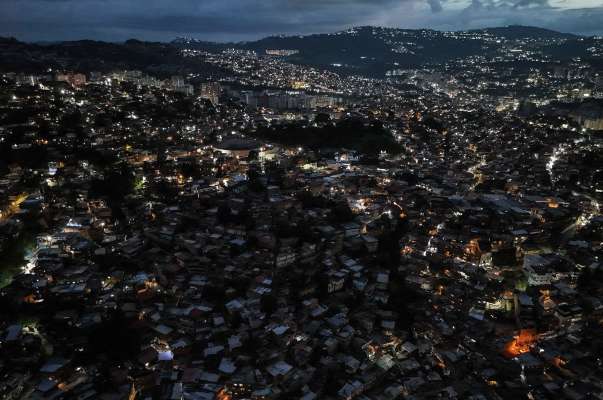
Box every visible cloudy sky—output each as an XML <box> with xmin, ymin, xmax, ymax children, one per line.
<box><xmin>1</xmin><ymin>0</ymin><xmax>602</xmax><ymax>42</ymax></box>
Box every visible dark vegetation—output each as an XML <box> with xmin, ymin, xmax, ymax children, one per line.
<box><xmin>0</xmin><ymin>37</ymin><xmax>225</xmax><ymax>78</ymax></box>
<box><xmin>250</xmin><ymin>118</ymin><xmax>402</xmax><ymax>156</ymax></box>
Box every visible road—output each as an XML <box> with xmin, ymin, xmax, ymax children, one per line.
<box><xmin>0</xmin><ymin>192</ymin><xmax>29</xmax><ymax>222</ymax></box>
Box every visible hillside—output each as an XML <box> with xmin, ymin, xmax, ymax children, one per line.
<box><xmin>174</xmin><ymin>25</ymin><xmax>595</xmax><ymax>76</ymax></box>
<box><xmin>1</xmin><ymin>25</ymin><xmax>598</xmax><ymax>78</ymax></box>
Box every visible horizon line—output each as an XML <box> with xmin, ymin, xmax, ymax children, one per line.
<box><xmin>0</xmin><ymin>23</ymin><xmax>587</xmax><ymax>45</ymax></box>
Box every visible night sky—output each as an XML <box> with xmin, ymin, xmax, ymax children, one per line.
<box><xmin>2</xmin><ymin>0</ymin><xmax>602</xmax><ymax>42</ymax></box>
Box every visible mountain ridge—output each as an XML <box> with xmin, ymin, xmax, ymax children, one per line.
<box><xmin>171</xmin><ymin>24</ymin><xmax>581</xmax><ymax>46</ymax></box>
<box><xmin>170</xmin><ymin>24</ymin><xmax>590</xmax><ymax>76</ymax></box>
<box><xmin>0</xmin><ymin>25</ymin><xmax>598</xmax><ymax>78</ymax></box>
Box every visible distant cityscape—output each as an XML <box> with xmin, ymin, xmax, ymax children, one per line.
<box><xmin>0</xmin><ymin>25</ymin><xmax>602</xmax><ymax>400</ymax></box>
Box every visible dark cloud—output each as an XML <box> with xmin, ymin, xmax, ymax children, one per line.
<box><xmin>461</xmin><ymin>0</ymin><xmax>552</xmax><ymax>10</ymax></box>
<box><xmin>427</xmin><ymin>0</ymin><xmax>445</xmax><ymax>12</ymax></box>
<box><xmin>453</xmin><ymin>0</ymin><xmax>603</xmax><ymax>36</ymax></box>
<box><xmin>0</xmin><ymin>0</ymin><xmax>601</xmax><ymax>41</ymax></box>
<box><xmin>513</xmin><ymin>0</ymin><xmax>551</xmax><ymax>9</ymax></box>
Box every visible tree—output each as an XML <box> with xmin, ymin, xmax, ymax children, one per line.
<box><xmin>247</xmin><ymin>168</ymin><xmax>265</xmax><ymax>192</ymax></box>
<box><xmin>260</xmin><ymin>293</ymin><xmax>278</xmax><ymax>316</ymax></box>
<box><xmin>378</xmin><ymin>231</ymin><xmax>401</xmax><ymax>268</ymax></box>
<box><xmin>329</xmin><ymin>202</ymin><xmax>354</xmax><ymax>223</ymax></box>
<box><xmin>314</xmin><ymin>113</ymin><xmax>331</xmax><ymax>124</ymax></box>
<box><xmin>217</xmin><ymin>203</ymin><xmax>233</xmax><ymax>224</ymax></box>
<box><xmin>82</xmin><ymin>309</ymin><xmax>141</xmax><ymax>362</ymax></box>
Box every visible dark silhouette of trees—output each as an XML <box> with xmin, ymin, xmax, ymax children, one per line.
<box><xmin>250</xmin><ymin>118</ymin><xmax>402</xmax><ymax>157</ymax></box>
<box><xmin>329</xmin><ymin>202</ymin><xmax>354</xmax><ymax>224</ymax></box>
<box><xmin>260</xmin><ymin>293</ymin><xmax>278</xmax><ymax>316</ymax></box>
<box><xmin>82</xmin><ymin>309</ymin><xmax>141</xmax><ymax>362</ymax></box>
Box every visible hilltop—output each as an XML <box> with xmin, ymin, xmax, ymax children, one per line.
<box><xmin>1</xmin><ymin>25</ymin><xmax>599</xmax><ymax>77</ymax></box>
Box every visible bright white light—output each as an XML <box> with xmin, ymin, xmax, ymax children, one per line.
<box><xmin>546</xmin><ymin>144</ymin><xmax>568</xmax><ymax>185</ymax></box>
